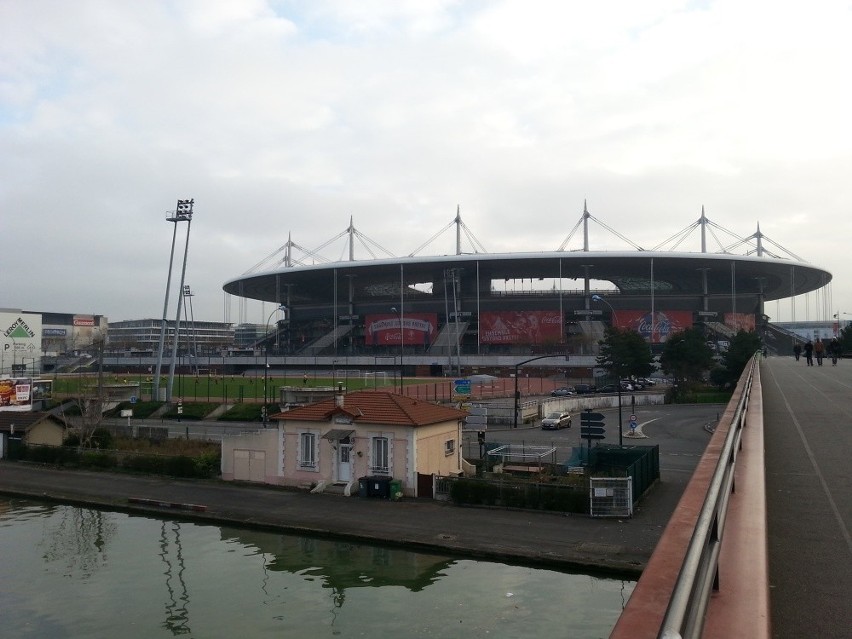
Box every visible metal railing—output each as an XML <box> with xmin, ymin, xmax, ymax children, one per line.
<box><xmin>657</xmin><ymin>355</ymin><xmax>757</xmax><ymax>639</ymax></box>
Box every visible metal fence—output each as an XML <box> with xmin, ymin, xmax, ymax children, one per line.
<box><xmin>589</xmin><ymin>477</ymin><xmax>633</xmax><ymax>517</ymax></box>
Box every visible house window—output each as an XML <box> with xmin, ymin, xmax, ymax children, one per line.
<box><xmin>371</xmin><ymin>436</ymin><xmax>389</xmax><ymax>475</ymax></box>
<box><xmin>445</xmin><ymin>439</ymin><xmax>456</xmax><ymax>456</ymax></box>
<box><xmin>299</xmin><ymin>432</ymin><xmax>317</xmax><ymax>469</ymax></box>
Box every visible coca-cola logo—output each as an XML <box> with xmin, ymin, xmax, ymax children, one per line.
<box><xmin>636</xmin><ymin>313</ymin><xmax>673</xmax><ymax>339</ymax></box>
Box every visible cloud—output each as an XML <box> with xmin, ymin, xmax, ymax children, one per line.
<box><xmin>1</xmin><ymin>0</ymin><xmax>851</xmax><ymax>324</ymax></box>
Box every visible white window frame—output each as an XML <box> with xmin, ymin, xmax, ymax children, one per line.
<box><xmin>299</xmin><ymin>431</ymin><xmax>318</xmax><ymax>470</ymax></box>
<box><xmin>445</xmin><ymin>438</ymin><xmax>456</xmax><ymax>456</ymax></box>
<box><xmin>370</xmin><ymin>435</ymin><xmax>390</xmax><ymax>475</ymax></box>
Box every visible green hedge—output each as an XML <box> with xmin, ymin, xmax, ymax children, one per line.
<box><xmin>10</xmin><ymin>444</ymin><xmax>220</xmax><ymax>479</ymax></box>
<box><xmin>448</xmin><ymin>477</ymin><xmax>588</xmax><ymax>513</ymax></box>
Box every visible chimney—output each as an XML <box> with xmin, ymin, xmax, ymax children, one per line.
<box><xmin>335</xmin><ymin>383</ymin><xmax>344</xmax><ymax>407</ymax></box>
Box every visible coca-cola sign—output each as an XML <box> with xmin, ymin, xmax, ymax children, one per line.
<box><xmin>615</xmin><ymin>310</ymin><xmax>693</xmax><ymax>344</ymax></box>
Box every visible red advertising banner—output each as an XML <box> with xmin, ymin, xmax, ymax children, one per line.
<box><xmin>365</xmin><ymin>313</ymin><xmax>438</xmax><ymax>346</ymax></box>
<box><xmin>724</xmin><ymin>313</ymin><xmax>755</xmax><ymax>332</ymax></box>
<box><xmin>480</xmin><ymin>311</ymin><xmax>564</xmax><ymax>345</ymax></box>
<box><xmin>614</xmin><ymin>310</ymin><xmax>693</xmax><ymax>344</ymax></box>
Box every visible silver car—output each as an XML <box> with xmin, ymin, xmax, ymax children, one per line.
<box><xmin>541</xmin><ymin>411</ymin><xmax>572</xmax><ymax>430</ymax></box>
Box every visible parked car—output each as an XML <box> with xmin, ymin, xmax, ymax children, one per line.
<box><xmin>596</xmin><ymin>384</ymin><xmax>618</xmax><ymax>393</ymax></box>
<box><xmin>550</xmin><ymin>387</ymin><xmax>575</xmax><ymax>397</ymax></box>
<box><xmin>574</xmin><ymin>384</ymin><xmax>595</xmax><ymax>394</ymax></box>
<box><xmin>541</xmin><ymin>411</ymin><xmax>572</xmax><ymax>430</ymax></box>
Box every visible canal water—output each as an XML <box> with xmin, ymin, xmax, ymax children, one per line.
<box><xmin>0</xmin><ymin>498</ymin><xmax>633</xmax><ymax>638</ymax></box>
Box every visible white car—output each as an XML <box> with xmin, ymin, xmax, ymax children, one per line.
<box><xmin>541</xmin><ymin>411</ymin><xmax>572</xmax><ymax>430</ymax></box>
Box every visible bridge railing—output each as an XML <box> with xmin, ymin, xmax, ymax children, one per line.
<box><xmin>610</xmin><ymin>354</ymin><xmax>768</xmax><ymax>639</ymax></box>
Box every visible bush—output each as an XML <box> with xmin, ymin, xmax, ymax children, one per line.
<box><xmin>449</xmin><ymin>476</ymin><xmax>587</xmax><ymax>513</ymax></box>
<box><xmin>194</xmin><ymin>451</ymin><xmax>221</xmax><ymax>478</ymax></box>
<box><xmin>81</xmin><ymin>451</ymin><xmax>115</xmax><ymax>469</ymax></box>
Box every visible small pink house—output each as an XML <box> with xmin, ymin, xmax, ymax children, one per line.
<box><xmin>221</xmin><ymin>390</ymin><xmax>467</xmax><ymax>498</ymax></box>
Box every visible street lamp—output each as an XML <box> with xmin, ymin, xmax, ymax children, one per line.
<box><xmin>591</xmin><ymin>294</ymin><xmax>623</xmax><ymax>446</ymax></box>
<box><xmin>513</xmin><ymin>355</ymin><xmax>564</xmax><ymax>428</ymax></box>
<box><xmin>263</xmin><ymin>305</ymin><xmax>287</xmax><ymax>426</ymax></box>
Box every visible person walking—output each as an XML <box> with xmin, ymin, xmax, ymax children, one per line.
<box><xmin>828</xmin><ymin>338</ymin><xmax>840</xmax><ymax>366</ymax></box>
<box><xmin>793</xmin><ymin>342</ymin><xmax>802</xmax><ymax>361</ymax></box>
<box><xmin>814</xmin><ymin>339</ymin><xmax>825</xmax><ymax>366</ymax></box>
<box><xmin>804</xmin><ymin>340</ymin><xmax>814</xmax><ymax>366</ymax></box>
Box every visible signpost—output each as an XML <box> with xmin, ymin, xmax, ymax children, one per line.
<box><xmin>580</xmin><ymin>410</ymin><xmax>606</xmax><ymax>440</ymax></box>
<box><xmin>453</xmin><ymin>379</ymin><xmax>472</xmax><ymax>399</ymax></box>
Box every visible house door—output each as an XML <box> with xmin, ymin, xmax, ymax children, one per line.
<box><xmin>337</xmin><ymin>443</ymin><xmax>353</xmax><ymax>483</ymax></box>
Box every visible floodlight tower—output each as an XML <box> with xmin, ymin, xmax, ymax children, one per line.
<box><xmin>153</xmin><ymin>199</ymin><xmax>194</xmax><ymax>402</ymax></box>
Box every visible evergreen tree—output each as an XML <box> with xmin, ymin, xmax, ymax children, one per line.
<box><xmin>597</xmin><ymin>327</ymin><xmax>654</xmax><ymax>381</ymax></box>
<box><xmin>659</xmin><ymin>327</ymin><xmax>715</xmax><ymax>389</ymax></box>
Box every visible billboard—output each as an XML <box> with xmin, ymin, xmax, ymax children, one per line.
<box><xmin>365</xmin><ymin>313</ymin><xmax>438</xmax><ymax>346</ymax></box>
<box><xmin>724</xmin><ymin>313</ymin><xmax>756</xmax><ymax>332</ymax></box>
<box><xmin>480</xmin><ymin>311</ymin><xmax>564</xmax><ymax>345</ymax></box>
<box><xmin>614</xmin><ymin>310</ymin><xmax>693</xmax><ymax>344</ymax></box>
<box><xmin>2</xmin><ymin>312</ymin><xmax>42</xmax><ymax>376</ymax></box>
<box><xmin>0</xmin><ymin>378</ymin><xmax>53</xmax><ymax>412</ymax></box>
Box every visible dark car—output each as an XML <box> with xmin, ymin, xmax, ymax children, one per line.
<box><xmin>550</xmin><ymin>386</ymin><xmax>575</xmax><ymax>397</ymax></box>
<box><xmin>574</xmin><ymin>384</ymin><xmax>594</xmax><ymax>394</ymax></box>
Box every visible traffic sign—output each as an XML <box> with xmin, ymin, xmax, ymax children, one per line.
<box><xmin>130</xmin><ymin>395</ymin><xmax>137</xmax><ymax>404</ymax></box>
<box><xmin>580</xmin><ymin>426</ymin><xmax>606</xmax><ymax>436</ymax></box>
<box><xmin>580</xmin><ymin>430</ymin><xmax>606</xmax><ymax>440</ymax></box>
<box><xmin>453</xmin><ymin>379</ymin><xmax>472</xmax><ymax>396</ymax></box>
<box><xmin>580</xmin><ymin>411</ymin><xmax>605</xmax><ymax>426</ymax></box>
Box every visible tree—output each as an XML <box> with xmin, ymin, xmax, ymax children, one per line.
<box><xmin>839</xmin><ymin>323</ymin><xmax>852</xmax><ymax>354</ymax></box>
<box><xmin>659</xmin><ymin>328</ymin><xmax>715</xmax><ymax>389</ymax></box>
<box><xmin>712</xmin><ymin>330</ymin><xmax>763</xmax><ymax>388</ymax></box>
<box><xmin>597</xmin><ymin>327</ymin><xmax>654</xmax><ymax>380</ymax></box>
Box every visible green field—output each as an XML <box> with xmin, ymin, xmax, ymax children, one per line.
<box><xmin>50</xmin><ymin>371</ymin><xmax>400</xmax><ymax>403</ymax></box>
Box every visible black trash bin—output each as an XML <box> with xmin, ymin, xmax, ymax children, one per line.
<box><xmin>367</xmin><ymin>476</ymin><xmax>391</xmax><ymax>499</ymax></box>
<box><xmin>358</xmin><ymin>477</ymin><xmax>369</xmax><ymax>498</ymax></box>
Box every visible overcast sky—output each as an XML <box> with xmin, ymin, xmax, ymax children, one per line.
<box><xmin>2</xmin><ymin>0</ymin><xmax>850</xmax><ymax>326</ymax></box>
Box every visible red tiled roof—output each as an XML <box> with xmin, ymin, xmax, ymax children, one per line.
<box><xmin>270</xmin><ymin>390</ymin><xmax>468</xmax><ymax>427</ymax></box>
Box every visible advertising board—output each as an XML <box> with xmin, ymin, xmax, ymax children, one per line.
<box><xmin>614</xmin><ymin>310</ymin><xmax>693</xmax><ymax>344</ymax></box>
<box><xmin>480</xmin><ymin>310</ymin><xmax>563</xmax><ymax>345</ymax></box>
<box><xmin>365</xmin><ymin>313</ymin><xmax>438</xmax><ymax>346</ymax></box>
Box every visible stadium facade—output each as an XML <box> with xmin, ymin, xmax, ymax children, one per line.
<box><xmin>222</xmin><ymin>210</ymin><xmax>833</xmax><ymax>376</ymax></box>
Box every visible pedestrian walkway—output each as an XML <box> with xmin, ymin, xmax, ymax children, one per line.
<box><xmin>761</xmin><ymin>356</ymin><xmax>852</xmax><ymax>639</ymax></box>
<box><xmin>0</xmin><ymin>451</ymin><xmax>690</xmax><ymax>577</ymax></box>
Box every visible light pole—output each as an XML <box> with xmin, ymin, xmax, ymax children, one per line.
<box><xmin>263</xmin><ymin>305</ymin><xmax>286</xmax><ymax>427</ymax></box>
<box><xmin>391</xmin><ymin>306</ymin><xmax>403</xmax><ymax>393</ymax></box>
<box><xmin>591</xmin><ymin>294</ymin><xmax>623</xmax><ymax>446</ymax></box>
<box><xmin>513</xmin><ymin>355</ymin><xmax>564</xmax><ymax>428</ymax></box>
<box><xmin>154</xmin><ymin>198</ymin><xmax>194</xmax><ymax>402</ymax></box>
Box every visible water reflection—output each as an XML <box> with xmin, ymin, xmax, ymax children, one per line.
<box><xmin>1</xmin><ymin>497</ymin><xmax>634</xmax><ymax>639</ymax></box>
<box><xmin>160</xmin><ymin>521</ymin><xmax>191</xmax><ymax>635</ymax></box>
<box><xmin>39</xmin><ymin>505</ymin><xmax>117</xmax><ymax>579</ymax></box>
<box><xmin>221</xmin><ymin>527</ymin><xmax>456</xmax><ymax>601</ymax></box>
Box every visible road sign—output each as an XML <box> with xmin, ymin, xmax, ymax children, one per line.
<box><xmin>580</xmin><ymin>425</ymin><xmax>605</xmax><ymax>435</ymax></box>
<box><xmin>580</xmin><ymin>411</ymin><xmax>605</xmax><ymax>426</ymax></box>
<box><xmin>580</xmin><ymin>431</ymin><xmax>606</xmax><ymax>440</ymax></box>
<box><xmin>130</xmin><ymin>395</ymin><xmax>137</xmax><ymax>404</ymax></box>
<box><xmin>453</xmin><ymin>379</ymin><xmax>472</xmax><ymax>396</ymax></box>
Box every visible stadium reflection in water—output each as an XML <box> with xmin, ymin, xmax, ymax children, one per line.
<box><xmin>0</xmin><ymin>498</ymin><xmax>634</xmax><ymax>638</ymax></box>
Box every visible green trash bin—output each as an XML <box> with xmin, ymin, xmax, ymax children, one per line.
<box><xmin>389</xmin><ymin>479</ymin><xmax>403</xmax><ymax>501</ymax></box>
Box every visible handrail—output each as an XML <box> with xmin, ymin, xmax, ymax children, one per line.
<box><xmin>657</xmin><ymin>354</ymin><xmax>758</xmax><ymax>639</ymax></box>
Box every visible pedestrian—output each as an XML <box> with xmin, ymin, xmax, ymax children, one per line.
<box><xmin>303</xmin><ymin>373</ymin><xmax>308</xmax><ymax>385</ymax></box>
<box><xmin>814</xmin><ymin>339</ymin><xmax>825</xmax><ymax>366</ymax></box>
<box><xmin>804</xmin><ymin>340</ymin><xmax>814</xmax><ymax>366</ymax></box>
<box><xmin>828</xmin><ymin>338</ymin><xmax>841</xmax><ymax>366</ymax></box>
<box><xmin>793</xmin><ymin>342</ymin><xmax>802</xmax><ymax>361</ymax></box>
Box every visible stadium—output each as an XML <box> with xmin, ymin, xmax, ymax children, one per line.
<box><xmin>223</xmin><ymin>207</ymin><xmax>832</xmax><ymax>377</ymax></box>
